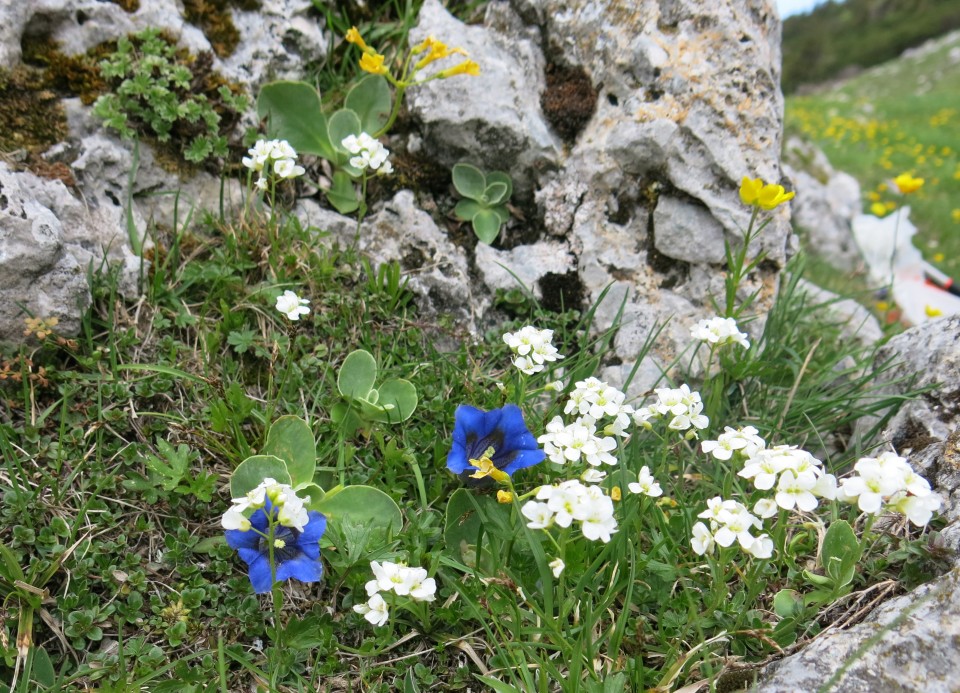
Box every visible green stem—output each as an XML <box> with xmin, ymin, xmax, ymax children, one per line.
<box><xmin>373</xmin><ymin>85</ymin><xmax>407</xmax><ymax>139</ymax></box>
<box><xmin>266</xmin><ymin>519</ymin><xmax>284</xmax><ymax>691</ymax></box>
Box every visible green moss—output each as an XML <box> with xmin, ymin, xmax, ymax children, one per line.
<box><xmin>0</xmin><ymin>66</ymin><xmax>68</xmax><ymax>151</ymax></box>
<box><xmin>182</xmin><ymin>0</ymin><xmax>262</xmax><ymax>58</ymax></box>
<box><xmin>22</xmin><ymin>35</ymin><xmax>110</xmax><ymax>106</ymax></box>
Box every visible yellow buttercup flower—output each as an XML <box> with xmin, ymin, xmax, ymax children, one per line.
<box><xmin>951</xmin><ymin>209</ymin><xmax>960</xmax><ymax>223</ymax></box>
<box><xmin>739</xmin><ymin>177</ymin><xmax>764</xmax><ymax>206</ymax></box>
<box><xmin>756</xmin><ymin>183</ymin><xmax>795</xmax><ymax>210</ymax></box>
<box><xmin>436</xmin><ymin>60</ymin><xmax>480</xmax><ymax>78</ymax></box>
<box><xmin>893</xmin><ymin>173</ymin><xmax>924</xmax><ymax>194</ymax></box>
<box><xmin>345</xmin><ymin>26</ymin><xmax>369</xmax><ymax>51</ymax></box>
<box><xmin>870</xmin><ymin>202</ymin><xmax>888</xmax><ymax>217</ymax></box>
<box><xmin>359</xmin><ymin>52</ymin><xmax>389</xmax><ymax>76</ymax></box>
<box><xmin>933</xmin><ymin>252</ymin><xmax>945</xmax><ymax>263</ymax></box>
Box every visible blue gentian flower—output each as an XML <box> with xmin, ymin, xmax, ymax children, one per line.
<box><xmin>447</xmin><ymin>404</ymin><xmax>545</xmax><ymax>486</ymax></box>
<box><xmin>225</xmin><ymin>500</ymin><xmax>327</xmax><ymax>594</ymax></box>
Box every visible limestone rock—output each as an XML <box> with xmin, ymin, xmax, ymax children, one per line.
<box><xmin>864</xmin><ymin>316</ymin><xmax>960</xmax><ymax>444</ymax></box>
<box><xmin>407</xmin><ymin>0</ymin><xmax>792</xmax><ymax>386</ymax></box>
<box><xmin>0</xmin><ymin>163</ymin><xmax>116</xmax><ymax>340</ymax></box>
<box><xmin>475</xmin><ymin>241</ymin><xmax>575</xmax><ymax>300</ymax></box>
<box><xmin>783</xmin><ymin>136</ymin><xmax>863</xmax><ymax>272</ymax></box>
<box><xmin>407</xmin><ymin>0</ymin><xmax>562</xmax><ymax>196</ymax></box>
<box><xmin>296</xmin><ymin>191</ymin><xmax>478</xmax><ymax>326</ymax></box>
<box><xmin>754</xmin><ymin>568</ymin><xmax>960</xmax><ymax>693</ymax></box>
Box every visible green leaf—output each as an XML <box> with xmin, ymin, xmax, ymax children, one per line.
<box><xmin>337</xmin><ymin>350</ymin><xmax>378</xmax><ymax>399</ymax></box>
<box><xmin>773</xmin><ymin>589</ymin><xmax>804</xmax><ymax>618</ymax></box>
<box><xmin>471</xmin><ymin>208</ymin><xmax>503</xmax><ymax>244</ymax></box>
<box><xmin>315</xmin><ymin>485</ymin><xmax>402</xmax><ymax>534</ymax></box>
<box><xmin>0</xmin><ymin>542</ymin><xmax>25</xmax><ymax>582</ymax></box>
<box><xmin>294</xmin><ymin>482</ymin><xmax>325</xmax><ymax>508</ymax></box>
<box><xmin>328</xmin><ymin>108</ymin><xmax>362</xmax><ymax>161</ymax></box>
<box><xmin>452</xmin><ymin>163</ymin><xmax>487</xmax><ymax>199</ymax></box>
<box><xmin>486</xmin><ymin>171</ymin><xmax>513</xmax><ymax>198</ymax></box>
<box><xmin>454</xmin><ymin>199</ymin><xmax>484</xmax><ymax>222</ymax></box>
<box><xmin>261</xmin><ymin>416</ymin><xmax>316</xmax><ymax>487</ymax></box>
<box><xmin>257</xmin><ymin>81</ymin><xmax>333</xmax><ymax>158</ymax></box>
<box><xmin>344</xmin><ymin>75</ymin><xmax>392</xmax><ymax>134</ymax></box>
<box><xmin>821</xmin><ymin>520</ymin><xmax>861</xmax><ymax>588</ymax></box>
<box><xmin>801</xmin><ymin>569</ymin><xmax>834</xmax><ymax>587</ymax></box>
<box><xmin>30</xmin><ymin>645</ymin><xmax>56</xmax><ymax>686</ymax></box>
<box><xmin>492</xmin><ymin>204</ymin><xmax>511</xmax><ymax>224</ymax></box>
<box><xmin>326</xmin><ymin>170</ymin><xmax>360</xmax><ymax>214</ymax></box>
<box><xmin>474</xmin><ymin>676</ymin><xmax>522</xmax><ymax>693</ymax></box>
<box><xmin>483</xmin><ymin>181</ymin><xmax>509</xmax><ymax>205</ymax></box>
<box><xmin>366</xmin><ymin>378</ymin><xmax>418</xmax><ymax>423</ymax></box>
<box><xmin>230</xmin><ymin>455</ymin><xmax>291</xmax><ymax>499</ymax></box>
<box><xmin>443</xmin><ymin>488</ymin><xmax>497</xmax><ymax>563</ymax></box>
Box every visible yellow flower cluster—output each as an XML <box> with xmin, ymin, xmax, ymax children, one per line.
<box><xmin>345</xmin><ymin>26</ymin><xmax>479</xmax><ymax>83</ymax></box>
<box><xmin>739</xmin><ymin>177</ymin><xmax>795</xmax><ymax>210</ymax></box>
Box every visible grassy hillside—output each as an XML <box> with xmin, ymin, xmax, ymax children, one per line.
<box><xmin>782</xmin><ymin>0</ymin><xmax>960</xmax><ymax>94</ymax></box>
<box><xmin>785</xmin><ymin>31</ymin><xmax>960</xmax><ymax>278</ymax></box>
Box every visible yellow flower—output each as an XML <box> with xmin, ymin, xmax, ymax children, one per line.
<box><xmin>496</xmin><ymin>490</ymin><xmax>514</xmax><ymax>504</ymax></box>
<box><xmin>884</xmin><ymin>201</ymin><xmax>897</xmax><ymax>211</ymax></box>
<box><xmin>611</xmin><ymin>486</ymin><xmax>622</xmax><ymax>502</ymax></box>
<box><xmin>893</xmin><ymin>173</ymin><xmax>924</xmax><ymax>194</ymax></box>
<box><xmin>468</xmin><ymin>447</ymin><xmax>509</xmax><ymax>483</ymax></box>
<box><xmin>925</xmin><ymin>305</ymin><xmax>943</xmax><ymax>318</ymax></box>
<box><xmin>414</xmin><ymin>36</ymin><xmax>468</xmax><ymax>69</ymax></box>
<box><xmin>739</xmin><ymin>176</ymin><xmax>763</xmax><ymax>206</ymax></box>
<box><xmin>359</xmin><ymin>52</ymin><xmax>389</xmax><ymax>76</ymax></box>
<box><xmin>951</xmin><ymin>209</ymin><xmax>960</xmax><ymax>223</ymax></box>
<box><xmin>867</xmin><ymin>191</ymin><xmax>881</xmax><ymax>202</ymax></box>
<box><xmin>436</xmin><ymin>60</ymin><xmax>480</xmax><ymax>78</ymax></box>
<box><xmin>870</xmin><ymin>202</ymin><xmax>888</xmax><ymax>217</ymax></box>
<box><xmin>933</xmin><ymin>252</ymin><xmax>945</xmax><ymax>263</ymax></box>
<box><xmin>756</xmin><ymin>183</ymin><xmax>795</xmax><ymax>210</ymax></box>
<box><xmin>875</xmin><ymin>300</ymin><xmax>890</xmax><ymax>312</ymax></box>
<box><xmin>344</xmin><ymin>26</ymin><xmax>369</xmax><ymax>51</ymax></box>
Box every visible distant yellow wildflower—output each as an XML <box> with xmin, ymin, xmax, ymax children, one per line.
<box><xmin>893</xmin><ymin>173</ymin><xmax>924</xmax><ymax>194</ymax></box>
<box><xmin>870</xmin><ymin>202</ymin><xmax>888</xmax><ymax>217</ymax></box>
<box><xmin>924</xmin><ymin>305</ymin><xmax>943</xmax><ymax>318</ymax></box>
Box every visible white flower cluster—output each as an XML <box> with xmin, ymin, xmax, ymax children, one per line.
<box><xmin>521</xmin><ymin>480</ymin><xmax>618</xmax><ymax>543</ymax></box>
<box><xmin>633</xmin><ymin>384</ymin><xmax>709</xmax><ymax>435</ymax></box>
<box><xmin>221</xmin><ymin>477</ymin><xmax>308</xmax><ymax>532</ymax></box>
<box><xmin>341</xmin><ymin>133</ymin><xmax>393</xmax><ymax>174</ymax></box>
<box><xmin>627</xmin><ymin>465</ymin><xmax>663</xmax><ymax>498</ymax></box>
<box><xmin>502</xmin><ymin>326</ymin><xmax>564</xmax><ymax>375</ymax></box>
<box><xmin>353</xmin><ymin>560</ymin><xmax>437</xmax><ymax>627</ymax></box>
<box><xmin>690</xmin><ymin>316</ymin><xmax>750</xmax><ymax>349</ymax></box>
<box><xmin>242</xmin><ymin>139</ymin><xmax>306</xmax><ymax>189</ymax></box>
<box><xmin>837</xmin><ymin>452</ymin><xmax>941</xmax><ymax>526</ymax></box>
<box><xmin>564</xmin><ymin>377</ymin><xmax>634</xmax><ymax>435</ymax></box>
<box><xmin>275</xmin><ymin>289</ymin><xmax>310</xmax><ymax>321</ymax></box>
<box><xmin>738</xmin><ymin>445</ymin><xmax>837</xmax><ymax>513</ymax></box>
<box><xmin>538</xmin><ymin>416</ymin><xmax>617</xmax><ymax>467</ymax></box>
<box><xmin>701</xmin><ymin>425</ymin><xmax>766</xmax><ymax>461</ymax></box>
<box><xmin>691</xmin><ymin>497</ymin><xmax>773</xmax><ymax>559</ymax></box>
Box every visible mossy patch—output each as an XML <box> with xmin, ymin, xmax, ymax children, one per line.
<box><xmin>107</xmin><ymin>0</ymin><xmax>140</xmax><ymax>11</ymax></box>
<box><xmin>21</xmin><ymin>35</ymin><xmax>110</xmax><ymax>106</ymax></box>
<box><xmin>541</xmin><ymin>62</ymin><xmax>598</xmax><ymax>144</ymax></box>
<box><xmin>183</xmin><ymin>0</ymin><xmax>262</xmax><ymax>58</ymax></box>
<box><xmin>0</xmin><ymin>66</ymin><xmax>68</xmax><ymax>152</ymax></box>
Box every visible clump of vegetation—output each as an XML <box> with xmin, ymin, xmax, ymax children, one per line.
<box><xmin>541</xmin><ymin>61</ymin><xmax>597</xmax><ymax>143</ymax></box>
<box><xmin>93</xmin><ymin>28</ymin><xmax>248</xmax><ymax>166</ymax></box>
<box><xmin>182</xmin><ymin>0</ymin><xmax>261</xmax><ymax>58</ymax></box>
<box><xmin>0</xmin><ymin>67</ymin><xmax>67</xmax><ymax>151</ymax></box>
<box><xmin>21</xmin><ymin>35</ymin><xmax>109</xmax><ymax>106</ymax></box>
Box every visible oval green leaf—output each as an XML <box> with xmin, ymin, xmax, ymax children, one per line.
<box><xmin>261</xmin><ymin>416</ymin><xmax>317</xmax><ymax>487</ymax></box>
<box><xmin>472</xmin><ymin>208</ymin><xmax>503</xmax><ymax>244</ymax></box>
<box><xmin>454</xmin><ymin>199</ymin><xmax>484</xmax><ymax>222</ymax></box>
<box><xmin>315</xmin><ymin>485</ymin><xmax>402</xmax><ymax>534</ymax></box>
<box><xmin>484</xmin><ymin>181</ymin><xmax>509</xmax><ymax>206</ymax></box>
<box><xmin>230</xmin><ymin>455</ymin><xmax>291</xmax><ymax>499</ymax></box>
<box><xmin>328</xmin><ymin>108</ymin><xmax>362</xmax><ymax>161</ymax></box>
<box><xmin>452</xmin><ymin>163</ymin><xmax>486</xmax><ymax>199</ymax></box>
<box><xmin>257</xmin><ymin>81</ymin><xmax>333</xmax><ymax>158</ymax></box>
<box><xmin>337</xmin><ymin>349</ymin><xmax>378</xmax><ymax>399</ymax></box>
<box><xmin>368</xmin><ymin>378</ymin><xmax>417</xmax><ymax>423</ymax></box>
<box><xmin>344</xmin><ymin>75</ymin><xmax>392</xmax><ymax>134</ymax></box>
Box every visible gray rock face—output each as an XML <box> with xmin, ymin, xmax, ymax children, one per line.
<box><xmin>296</xmin><ymin>191</ymin><xmax>477</xmax><ymax>326</ymax></box>
<box><xmin>783</xmin><ymin>136</ymin><xmax>863</xmax><ymax>272</ymax></box>
<box><xmin>5</xmin><ymin>0</ymin><xmax>325</xmax><ymax>89</ymax></box>
<box><xmin>755</xmin><ymin>568</ymin><xmax>960</xmax><ymax>693</ymax></box>
<box><xmin>0</xmin><ymin>163</ymin><xmax>125</xmax><ymax>340</ymax></box>
<box><xmin>409</xmin><ymin>0</ymin><xmax>791</xmax><ymax>386</ymax></box>
<box><xmin>866</xmin><ymin>316</ymin><xmax>960</xmax><ymax>444</ymax></box>
<box><xmin>407</xmin><ymin>0</ymin><xmax>561</xmax><ymax>197</ymax></box>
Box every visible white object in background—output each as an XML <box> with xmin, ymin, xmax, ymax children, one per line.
<box><xmin>851</xmin><ymin>207</ymin><xmax>960</xmax><ymax>325</ymax></box>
